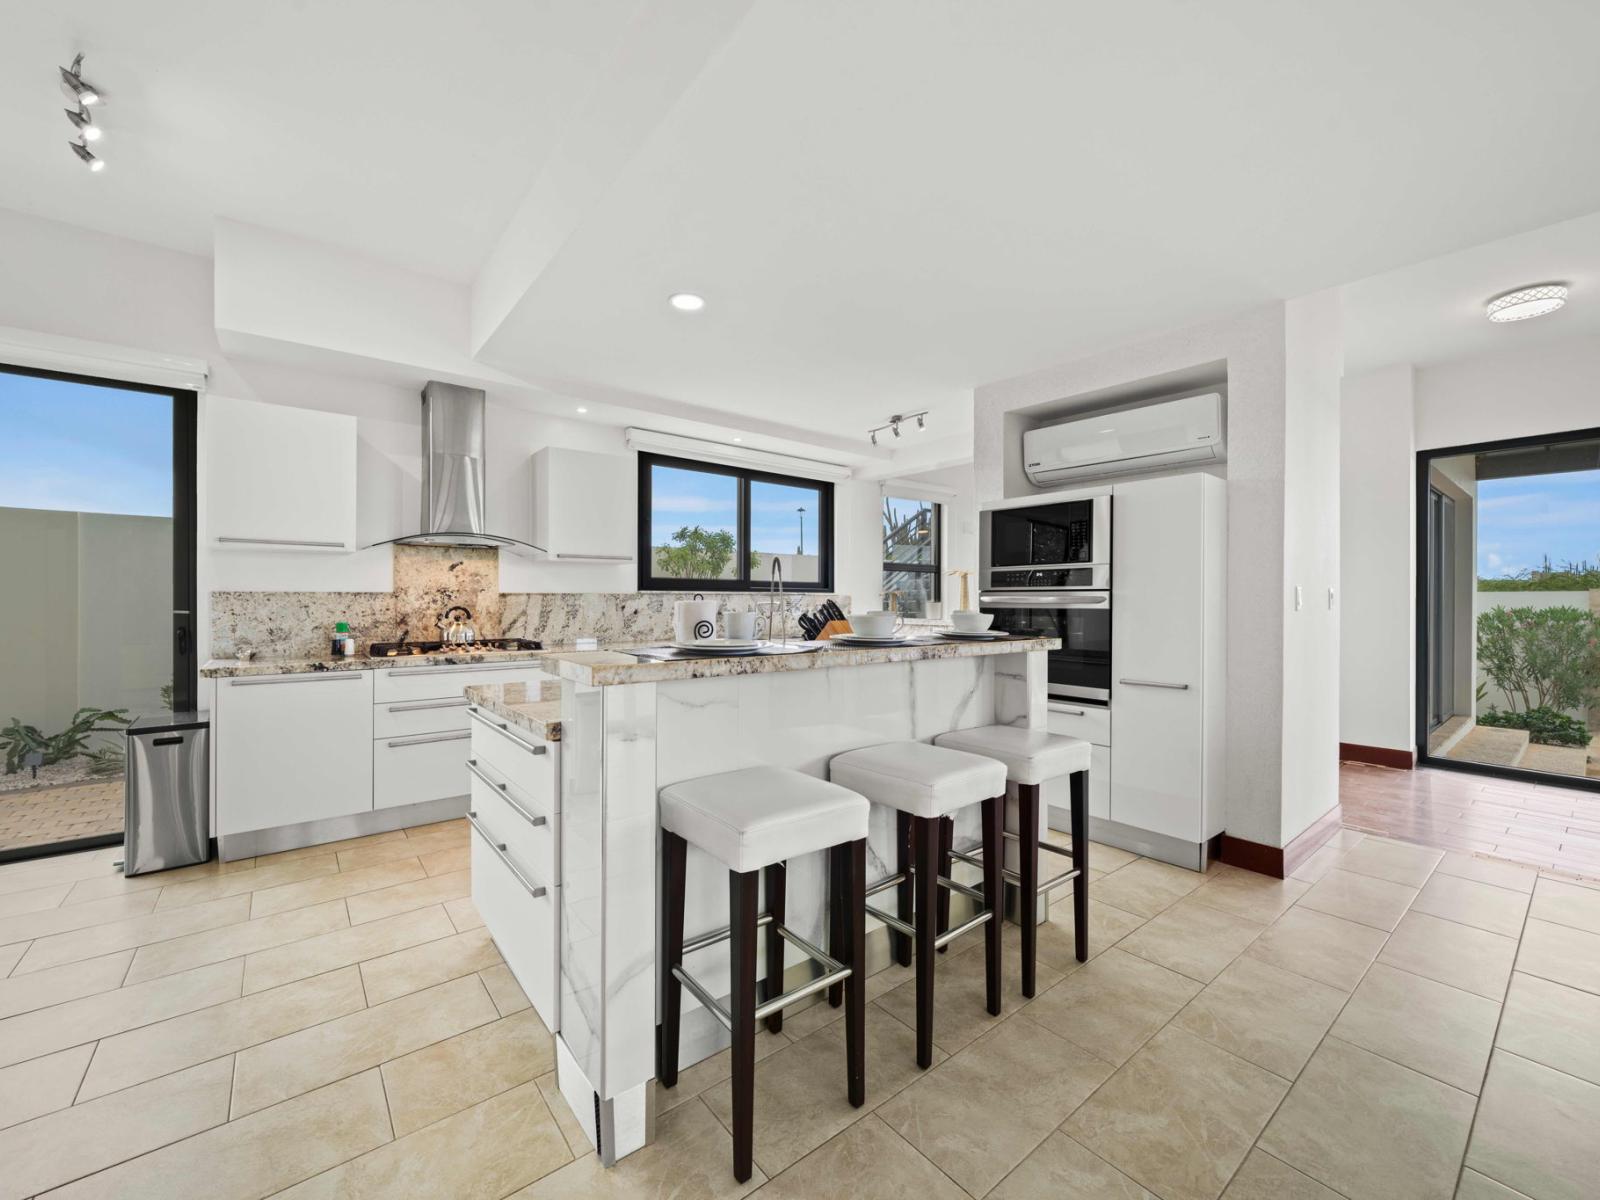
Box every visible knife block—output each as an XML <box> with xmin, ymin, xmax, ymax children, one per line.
<box><xmin>817</xmin><ymin>620</ymin><xmax>852</xmax><ymax>641</ymax></box>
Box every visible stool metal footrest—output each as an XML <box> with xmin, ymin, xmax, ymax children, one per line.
<box><xmin>674</xmin><ymin>919</ymin><xmax>851</xmax><ymax>1031</ymax></box>
<box><xmin>948</xmin><ymin>846</ymin><xmax>1082</xmax><ymax>897</ymax></box>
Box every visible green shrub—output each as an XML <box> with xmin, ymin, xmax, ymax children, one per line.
<box><xmin>1476</xmin><ymin>605</ymin><xmax>1600</xmax><ymax>714</ymax></box>
<box><xmin>1478</xmin><ymin>706</ymin><xmax>1592</xmax><ymax>748</ymax></box>
<box><xmin>0</xmin><ymin>707</ymin><xmax>130</xmax><ymax>775</ymax></box>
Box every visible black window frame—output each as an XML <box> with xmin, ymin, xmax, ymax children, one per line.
<box><xmin>637</xmin><ymin>452</ymin><xmax>834</xmax><ymax>592</ymax></box>
<box><xmin>881</xmin><ymin>494</ymin><xmax>942</xmax><ymax>613</ymax></box>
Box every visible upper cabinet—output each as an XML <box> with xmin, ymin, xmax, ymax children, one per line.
<box><xmin>207</xmin><ymin>396</ymin><xmax>358</xmax><ymax>551</ymax></box>
<box><xmin>531</xmin><ymin>447</ymin><xmax>635</xmax><ymax>562</ymax></box>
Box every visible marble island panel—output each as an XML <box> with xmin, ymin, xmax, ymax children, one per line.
<box><xmin>544</xmin><ymin>634</ymin><xmax>1061</xmax><ymax>687</ymax></box>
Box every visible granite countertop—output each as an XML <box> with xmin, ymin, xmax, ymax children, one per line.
<box><xmin>200</xmin><ymin>648</ymin><xmax>555</xmax><ymax>678</ymax></box>
<box><xmin>545</xmin><ymin>635</ymin><xmax>1059</xmax><ymax>687</ymax></box>
<box><xmin>464</xmin><ymin>681</ymin><xmax>563</xmax><ymax>741</ymax></box>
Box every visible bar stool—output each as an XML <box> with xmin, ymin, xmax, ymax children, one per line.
<box><xmin>828</xmin><ymin>741</ymin><xmax>1008</xmax><ymax>1068</ymax></box>
<box><xmin>932</xmin><ymin>725</ymin><xmax>1091</xmax><ymax>995</ymax></box>
<box><xmin>658</xmin><ymin>766</ymin><xmax>869</xmax><ymax>1183</ymax></box>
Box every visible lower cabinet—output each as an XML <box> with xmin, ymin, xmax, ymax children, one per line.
<box><xmin>1045</xmin><ymin>704</ymin><xmax>1111</xmax><ymax>822</ymax></box>
<box><xmin>374</xmin><ymin>729</ymin><xmax>473</xmax><ymax>810</ymax></box>
<box><xmin>216</xmin><ymin>671</ymin><xmax>374</xmax><ymax>836</ymax></box>
<box><xmin>469</xmin><ymin>717</ymin><xmax>561</xmax><ymax>1032</ymax></box>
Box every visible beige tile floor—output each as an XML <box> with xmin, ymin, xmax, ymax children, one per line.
<box><xmin>0</xmin><ymin>821</ymin><xmax>1596</xmax><ymax>1198</ymax></box>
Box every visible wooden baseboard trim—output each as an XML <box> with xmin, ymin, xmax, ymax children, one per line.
<box><xmin>1217</xmin><ymin>803</ymin><xmax>1344</xmax><ymax>880</ymax></box>
<box><xmin>1339</xmin><ymin>742</ymin><xmax>1415</xmax><ymax>770</ymax></box>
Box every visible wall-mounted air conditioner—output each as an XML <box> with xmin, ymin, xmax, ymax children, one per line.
<box><xmin>1023</xmin><ymin>392</ymin><xmax>1224</xmax><ymax>488</ymax></box>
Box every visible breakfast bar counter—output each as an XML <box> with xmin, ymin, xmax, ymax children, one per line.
<box><xmin>516</xmin><ymin>634</ymin><xmax>1058</xmax><ymax>1165</ymax></box>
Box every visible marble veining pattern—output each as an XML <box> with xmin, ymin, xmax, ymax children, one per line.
<box><xmin>462</xmin><ymin>682</ymin><xmax>563</xmax><ymax>741</ymax></box>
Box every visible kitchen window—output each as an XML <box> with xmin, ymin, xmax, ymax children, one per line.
<box><xmin>883</xmin><ymin>495</ymin><xmax>941</xmax><ymax>617</ymax></box>
<box><xmin>637</xmin><ymin>453</ymin><xmax>833</xmax><ymax>591</ymax></box>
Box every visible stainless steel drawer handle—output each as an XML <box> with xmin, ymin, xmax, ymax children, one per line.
<box><xmin>384</xmin><ymin>730</ymin><xmax>471</xmax><ymax>748</ymax></box>
<box><xmin>385</xmin><ymin>697</ymin><xmax>471</xmax><ymax>713</ymax></box>
<box><xmin>216</xmin><ymin>536</ymin><xmax>347</xmax><ymax>549</ymax></box>
<box><xmin>469</xmin><ymin>708</ymin><xmax>548</xmax><ymax>755</ymax></box>
<box><xmin>1119</xmin><ymin>678</ymin><xmax>1190</xmax><ymax>690</ymax></box>
<box><xmin>550</xmin><ymin>552</ymin><xmax>633</xmax><ymax>561</ymax></box>
<box><xmin>230</xmin><ymin>673</ymin><xmax>364</xmax><ymax>686</ymax></box>
<box><xmin>467</xmin><ymin>812</ymin><xmax>548</xmax><ymax>898</ymax></box>
<box><xmin>387</xmin><ymin>661</ymin><xmax>543</xmax><ymax>677</ymax></box>
<box><xmin>466</xmin><ymin>760</ymin><xmax>549</xmax><ymax>829</ymax></box>
<box><xmin>1050</xmin><ymin>705</ymin><xmax>1088</xmax><ymax>715</ymax></box>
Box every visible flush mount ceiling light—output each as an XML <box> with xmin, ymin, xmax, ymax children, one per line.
<box><xmin>1486</xmin><ymin>283</ymin><xmax>1568</xmax><ymax>323</ymax></box>
<box><xmin>69</xmin><ymin>140</ymin><xmax>104</xmax><ymax>172</ymax></box>
<box><xmin>867</xmin><ymin>411</ymin><xmax>929</xmax><ymax>446</ymax></box>
<box><xmin>59</xmin><ymin>53</ymin><xmax>103</xmax><ymax>106</ymax></box>
<box><xmin>668</xmin><ymin>292</ymin><xmax>705</xmax><ymax>313</ymax></box>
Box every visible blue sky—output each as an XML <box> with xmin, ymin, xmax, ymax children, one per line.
<box><xmin>649</xmin><ymin>464</ymin><xmax>818</xmax><ymax>555</ymax></box>
<box><xmin>0</xmin><ymin>372</ymin><xmax>172</xmax><ymax>516</ymax></box>
<box><xmin>1478</xmin><ymin>467</ymin><xmax>1600</xmax><ymax>578</ymax></box>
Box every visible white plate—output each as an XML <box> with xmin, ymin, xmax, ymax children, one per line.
<box><xmin>830</xmin><ymin>635</ymin><xmax>921</xmax><ymax>647</ymax></box>
<box><xmin>673</xmin><ymin>638</ymin><xmax>762</xmax><ymax>651</ymax></box>
<box><xmin>833</xmin><ymin>631</ymin><xmax>906</xmax><ymax>642</ymax></box>
<box><xmin>937</xmin><ymin>630</ymin><xmax>1007</xmax><ymax>641</ymax></box>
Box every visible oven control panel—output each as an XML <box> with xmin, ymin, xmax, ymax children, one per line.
<box><xmin>989</xmin><ymin>568</ymin><xmax>1098</xmax><ymax>589</ymax></box>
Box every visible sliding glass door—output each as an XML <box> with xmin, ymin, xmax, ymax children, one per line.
<box><xmin>1418</xmin><ymin>428</ymin><xmax>1600</xmax><ymax>788</ymax></box>
<box><xmin>0</xmin><ymin>364</ymin><xmax>196</xmax><ymax>861</ymax></box>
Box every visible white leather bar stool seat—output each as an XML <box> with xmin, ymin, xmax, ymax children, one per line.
<box><xmin>829</xmin><ymin>741</ymin><xmax>1006</xmax><ymax>818</ymax></box>
<box><xmin>932</xmin><ymin>725</ymin><xmax>1090</xmax><ymax>785</ymax></box>
<box><xmin>660</xmin><ymin>765</ymin><xmax>869</xmax><ymax>874</ymax></box>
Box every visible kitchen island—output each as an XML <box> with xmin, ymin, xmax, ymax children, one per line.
<box><xmin>465</xmin><ymin>634</ymin><xmax>1059</xmax><ymax>1165</ymax></box>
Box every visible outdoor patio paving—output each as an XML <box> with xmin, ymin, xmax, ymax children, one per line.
<box><xmin>0</xmin><ymin>777</ymin><xmax>123</xmax><ymax>854</ymax></box>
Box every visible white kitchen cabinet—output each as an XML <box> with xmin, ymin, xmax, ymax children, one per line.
<box><xmin>1045</xmin><ymin>702</ymin><xmax>1110</xmax><ymax>821</ymax></box>
<box><xmin>216</xmin><ymin>671</ymin><xmax>374</xmax><ymax>835</ymax></box>
<box><xmin>374</xmin><ymin>730</ymin><xmax>472</xmax><ymax>810</ymax></box>
<box><xmin>531</xmin><ymin>447</ymin><xmax>636</xmax><ymax>562</ymax></box>
<box><xmin>1109</xmin><ymin>473</ymin><xmax>1226</xmax><ymax>849</ymax></box>
<box><xmin>207</xmin><ymin>396</ymin><xmax>357</xmax><ymax>551</ymax></box>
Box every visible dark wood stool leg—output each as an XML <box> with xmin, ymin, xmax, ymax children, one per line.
<box><xmin>981</xmin><ymin>794</ymin><xmax>1003</xmax><ymax>1016</ymax></box>
<box><xmin>729</xmin><ymin>868</ymin><xmax>759</xmax><ymax>1183</ymax></box>
<box><xmin>827</xmin><ymin>848</ymin><xmax>844</xmax><ymax>1008</ymax></box>
<box><xmin>764</xmin><ymin>861</ymin><xmax>786</xmax><ymax>1033</ymax></box>
<box><xmin>894</xmin><ymin>810</ymin><xmax>914</xmax><ymax>967</ymax></box>
<box><xmin>935</xmin><ymin>815</ymin><xmax>954</xmax><ymax>953</ymax></box>
<box><xmin>1070</xmin><ymin>769</ymin><xmax>1089</xmax><ymax>963</ymax></box>
<box><xmin>659</xmin><ymin>831</ymin><xmax>687</xmax><ymax>1088</ymax></box>
<box><xmin>844</xmin><ymin>837</ymin><xmax>867</xmax><ymax>1106</ymax></box>
<box><xmin>913</xmin><ymin>814</ymin><xmax>940</xmax><ymax>1069</ymax></box>
<box><xmin>1018</xmin><ymin>783</ymin><xmax>1040</xmax><ymax>998</ymax></box>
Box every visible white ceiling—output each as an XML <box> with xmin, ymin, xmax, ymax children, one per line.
<box><xmin>1344</xmin><ymin>208</ymin><xmax>1600</xmax><ymax>375</ymax></box>
<box><xmin>6</xmin><ymin>0</ymin><xmax>1600</xmax><ymax>447</ymax></box>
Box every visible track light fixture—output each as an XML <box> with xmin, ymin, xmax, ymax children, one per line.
<box><xmin>65</xmin><ymin>106</ymin><xmax>101</xmax><ymax>142</ymax></box>
<box><xmin>866</xmin><ymin>411</ymin><xmax>930</xmax><ymax>445</ymax></box>
<box><xmin>69</xmin><ymin>140</ymin><xmax>104</xmax><ymax>172</ymax></box>
<box><xmin>59</xmin><ymin>53</ymin><xmax>103</xmax><ymax>106</ymax></box>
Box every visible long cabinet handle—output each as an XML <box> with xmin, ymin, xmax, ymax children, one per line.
<box><xmin>229</xmin><ymin>672</ymin><xmax>365</xmax><ymax>686</ymax></box>
<box><xmin>384</xmin><ymin>730</ymin><xmax>470</xmax><ymax>748</ymax></box>
<box><xmin>467</xmin><ymin>812</ymin><xmax>548</xmax><ymax>898</ymax></box>
<box><xmin>979</xmin><ymin>593</ymin><xmax>1109</xmax><ymax>608</ymax></box>
<box><xmin>1048</xmin><ymin>704</ymin><xmax>1089</xmax><ymax>715</ymax></box>
<box><xmin>386</xmin><ymin>661</ymin><xmax>544</xmax><ymax>677</ymax></box>
<box><xmin>469</xmin><ymin>707</ymin><xmax>548</xmax><ymax>755</ymax></box>
<box><xmin>216</xmin><ymin>536</ymin><xmax>348</xmax><ymax>549</ymax></box>
<box><xmin>466</xmin><ymin>759</ymin><xmax>549</xmax><ymax>828</ymax></box>
<box><xmin>549</xmin><ymin>552</ymin><xmax>633</xmax><ymax>561</ymax></box>
<box><xmin>1118</xmin><ymin>678</ymin><xmax>1191</xmax><ymax>690</ymax></box>
<box><xmin>385</xmin><ymin>697</ymin><xmax>471</xmax><ymax>713</ymax></box>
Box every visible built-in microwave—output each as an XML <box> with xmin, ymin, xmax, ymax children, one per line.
<box><xmin>979</xmin><ymin>495</ymin><xmax>1110</xmax><ymax>592</ymax></box>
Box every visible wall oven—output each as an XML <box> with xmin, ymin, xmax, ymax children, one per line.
<box><xmin>980</xmin><ymin>591</ymin><xmax>1111</xmax><ymax>703</ymax></box>
<box><xmin>979</xmin><ymin>495</ymin><xmax>1110</xmax><ymax>592</ymax></box>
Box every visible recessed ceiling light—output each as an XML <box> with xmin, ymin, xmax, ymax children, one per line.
<box><xmin>668</xmin><ymin>292</ymin><xmax>705</xmax><ymax>313</ymax></box>
<box><xmin>576</xmin><ymin>406</ymin><xmax>588</xmax><ymax>414</ymax></box>
<box><xmin>732</xmin><ymin>437</ymin><xmax>742</xmax><ymax>443</ymax></box>
<box><xmin>1486</xmin><ymin>283</ymin><xmax>1568</xmax><ymax>323</ymax></box>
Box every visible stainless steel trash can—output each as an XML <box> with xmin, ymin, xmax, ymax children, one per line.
<box><xmin>124</xmin><ymin>712</ymin><xmax>211</xmax><ymax>876</ymax></box>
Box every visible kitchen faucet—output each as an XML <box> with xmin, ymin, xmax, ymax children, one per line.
<box><xmin>768</xmin><ymin>557</ymin><xmax>785</xmax><ymax>646</ymax></box>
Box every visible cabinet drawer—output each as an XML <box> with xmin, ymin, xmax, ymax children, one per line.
<box><xmin>470</xmin><ymin>818</ymin><xmax>558</xmax><ymax>1031</ymax></box>
<box><xmin>374</xmin><ymin>696</ymin><xmax>473</xmax><ymax>739</ymax></box>
<box><xmin>373</xmin><ymin>662</ymin><xmax>551</xmax><ymax>704</ymax></box>
<box><xmin>373</xmin><ymin>729</ymin><xmax>471</xmax><ymax>811</ymax></box>
<box><xmin>470</xmin><ymin>709</ymin><xmax>557</xmax><ymax>812</ymax></box>
<box><xmin>469</xmin><ymin>762</ymin><xmax>558</xmax><ymax>888</ymax></box>
<box><xmin>1046</xmin><ymin>701</ymin><xmax>1110</xmax><ymax>747</ymax></box>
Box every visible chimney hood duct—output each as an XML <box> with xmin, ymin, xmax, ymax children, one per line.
<box><xmin>374</xmin><ymin>382</ymin><xmax>545</xmax><ymax>554</ymax></box>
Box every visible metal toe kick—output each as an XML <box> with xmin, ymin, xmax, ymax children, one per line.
<box><xmin>864</xmin><ymin>871</ymin><xmax>993</xmax><ymax>948</ymax></box>
<box><xmin>947</xmin><ymin>833</ymin><xmax>1082</xmax><ymax>898</ymax></box>
<box><xmin>675</xmin><ymin>915</ymin><xmax>852</xmax><ymax>1030</ymax></box>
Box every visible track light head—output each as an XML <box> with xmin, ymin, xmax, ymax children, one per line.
<box><xmin>891</xmin><ymin>419</ymin><xmax>902</xmax><ymax>438</ymax></box>
<box><xmin>870</xmin><ymin>429</ymin><xmax>878</xmax><ymax>446</ymax></box>
<box><xmin>60</xmin><ymin>54</ymin><xmax>103</xmax><ymax>106</ymax></box>
<box><xmin>916</xmin><ymin>413</ymin><xmax>926</xmax><ymax>431</ymax></box>
<box><xmin>69</xmin><ymin>139</ymin><xmax>104</xmax><ymax>171</ymax></box>
<box><xmin>65</xmin><ymin>107</ymin><xmax>101</xmax><ymax>141</ymax></box>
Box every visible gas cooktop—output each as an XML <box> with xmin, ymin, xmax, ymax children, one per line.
<box><xmin>366</xmin><ymin>638</ymin><xmax>543</xmax><ymax>658</ymax></box>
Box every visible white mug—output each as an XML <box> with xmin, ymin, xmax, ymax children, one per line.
<box><xmin>673</xmin><ymin>596</ymin><xmax>719</xmax><ymax>642</ymax></box>
<box><xmin>850</xmin><ymin>610</ymin><xmax>904</xmax><ymax>638</ymax></box>
<box><xmin>724</xmin><ymin>610</ymin><xmax>762</xmax><ymax>640</ymax></box>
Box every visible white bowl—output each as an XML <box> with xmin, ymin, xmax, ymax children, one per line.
<box><xmin>950</xmin><ymin>610</ymin><xmax>993</xmax><ymax>633</ymax></box>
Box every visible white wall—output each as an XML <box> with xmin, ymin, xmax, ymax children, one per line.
<box><xmin>1339</xmin><ymin>366</ymin><xmax>1415</xmax><ymax>753</ymax></box>
<box><xmin>1416</xmin><ymin>335</ymin><xmax>1600</xmax><ymax>451</ymax></box>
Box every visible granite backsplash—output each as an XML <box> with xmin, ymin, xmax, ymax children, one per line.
<box><xmin>210</xmin><ymin>547</ymin><xmax>849</xmax><ymax>658</ymax></box>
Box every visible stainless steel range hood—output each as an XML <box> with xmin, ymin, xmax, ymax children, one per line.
<box><xmin>374</xmin><ymin>381</ymin><xmax>545</xmax><ymax>553</ymax></box>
